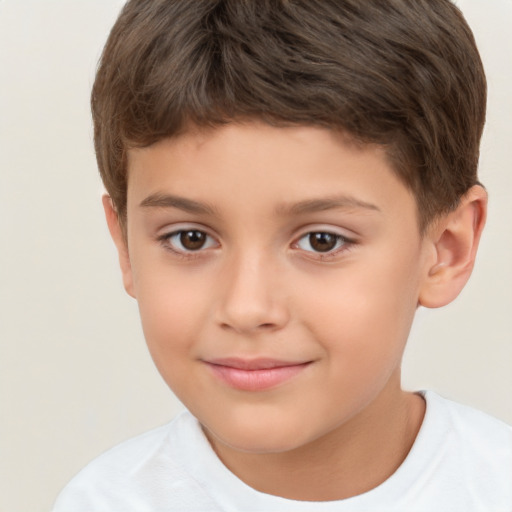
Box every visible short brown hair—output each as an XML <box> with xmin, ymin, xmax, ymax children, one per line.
<box><xmin>92</xmin><ymin>0</ymin><xmax>486</xmax><ymax>232</ymax></box>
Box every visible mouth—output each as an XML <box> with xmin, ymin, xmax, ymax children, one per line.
<box><xmin>203</xmin><ymin>358</ymin><xmax>313</xmax><ymax>391</ymax></box>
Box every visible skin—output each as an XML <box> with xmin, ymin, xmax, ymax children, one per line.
<box><xmin>105</xmin><ymin>122</ymin><xmax>487</xmax><ymax>501</ymax></box>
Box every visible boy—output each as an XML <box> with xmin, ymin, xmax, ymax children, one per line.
<box><xmin>53</xmin><ymin>0</ymin><xmax>512</xmax><ymax>510</ymax></box>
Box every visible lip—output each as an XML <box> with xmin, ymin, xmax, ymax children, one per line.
<box><xmin>204</xmin><ymin>358</ymin><xmax>312</xmax><ymax>391</ymax></box>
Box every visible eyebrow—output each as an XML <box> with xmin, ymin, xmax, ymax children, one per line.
<box><xmin>139</xmin><ymin>192</ymin><xmax>381</xmax><ymax>216</ymax></box>
<box><xmin>276</xmin><ymin>195</ymin><xmax>381</xmax><ymax>215</ymax></box>
<box><xmin>139</xmin><ymin>193</ymin><xmax>217</xmax><ymax>215</ymax></box>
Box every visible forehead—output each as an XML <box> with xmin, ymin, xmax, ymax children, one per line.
<box><xmin>126</xmin><ymin>122</ymin><xmax>418</xmax><ymax>226</ymax></box>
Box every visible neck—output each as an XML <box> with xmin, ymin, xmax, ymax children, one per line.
<box><xmin>205</xmin><ymin>378</ymin><xmax>425</xmax><ymax>502</ymax></box>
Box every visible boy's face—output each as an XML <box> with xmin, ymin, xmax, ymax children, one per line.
<box><xmin>122</xmin><ymin>122</ymin><xmax>433</xmax><ymax>453</ymax></box>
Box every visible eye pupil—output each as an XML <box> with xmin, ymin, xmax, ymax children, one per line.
<box><xmin>180</xmin><ymin>230</ymin><xmax>206</xmax><ymax>250</ymax></box>
<box><xmin>309</xmin><ymin>232</ymin><xmax>337</xmax><ymax>252</ymax></box>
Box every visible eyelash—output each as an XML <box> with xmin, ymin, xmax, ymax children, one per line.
<box><xmin>157</xmin><ymin>228</ymin><xmax>356</xmax><ymax>260</ymax></box>
<box><xmin>157</xmin><ymin>229</ymin><xmax>218</xmax><ymax>258</ymax></box>
<box><xmin>293</xmin><ymin>231</ymin><xmax>355</xmax><ymax>259</ymax></box>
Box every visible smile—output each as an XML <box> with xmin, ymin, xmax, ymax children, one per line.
<box><xmin>204</xmin><ymin>358</ymin><xmax>312</xmax><ymax>391</ymax></box>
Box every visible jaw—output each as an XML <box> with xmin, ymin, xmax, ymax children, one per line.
<box><xmin>201</xmin><ymin>370</ymin><xmax>425</xmax><ymax>501</ymax></box>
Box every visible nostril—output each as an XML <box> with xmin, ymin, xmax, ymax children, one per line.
<box><xmin>219</xmin><ymin>321</ymin><xmax>277</xmax><ymax>332</ymax></box>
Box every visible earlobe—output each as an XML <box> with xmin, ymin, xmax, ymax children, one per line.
<box><xmin>102</xmin><ymin>195</ymin><xmax>136</xmax><ymax>298</ymax></box>
<box><xmin>418</xmin><ymin>185</ymin><xmax>487</xmax><ymax>308</ymax></box>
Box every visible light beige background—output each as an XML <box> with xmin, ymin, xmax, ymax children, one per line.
<box><xmin>0</xmin><ymin>1</ymin><xmax>510</xmax><ymax>511</ymax></box>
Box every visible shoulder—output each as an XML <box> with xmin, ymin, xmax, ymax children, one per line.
<box><xmin>52</xmin><ymin>411</ymin><xmax>221</xmax><ymax>511</ymax></box>
<box><xmin>418</xmin><ymin>391</ymin><xmax>512</xmax><ymax>504</ymax></box>
<box><xmin>424</xmin><ymin>390</ymin><xmax>512</xmax><ymax>448</ymax></box>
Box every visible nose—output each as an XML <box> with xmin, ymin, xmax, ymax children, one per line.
<box><xmin>215</xmin><ymin>251</ymin><xmax>290</xmax><ymax>335</ymax></box>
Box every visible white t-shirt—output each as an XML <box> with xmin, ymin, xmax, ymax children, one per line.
<box><xmin>53</xmin><ymin>391</ymin><xmax>512</xmax><ymax>512</ymax></box>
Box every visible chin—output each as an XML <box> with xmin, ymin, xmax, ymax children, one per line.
<box><xmin>201</xmin><ymin>411</ymin><xmax>317</xmax><ymax>455</ymax></box>
<box><xmin>211</xmin><ymin>429</ymin><xmax>306</xmax><ymax>455</ymax></box>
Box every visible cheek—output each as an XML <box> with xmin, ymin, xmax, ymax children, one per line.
<box><xmin>298</xmin><ymin>255</ymin><xmax>420</xmax><ymax>370</ymax></box>
<box><xmin>133</xmin><ymin>266</ymin><xmax>207</xmax><ymax>375</ymax></box>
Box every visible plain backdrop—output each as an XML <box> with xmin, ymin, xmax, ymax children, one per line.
<box><xmin>0</xmin><ymin>1</ymin><xmax>511</xmax><ymax>511</ymax></box>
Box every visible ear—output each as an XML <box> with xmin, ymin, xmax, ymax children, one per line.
<box><xmin>419</xmin><ymin>185</ymin><xmax>487</xmax><ymax>308</ymax></box>
<box><xmin>102</xmin><ymin>195</ymin><xmax>136</xmax><ymax>298</ymax></box>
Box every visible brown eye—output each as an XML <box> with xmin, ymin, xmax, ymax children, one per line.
<box><xmin>179</xmin><ymin>230</ymin><xmax>207</xmax><ymax>250</ymax></box>
<box><xmin>296</xmin><ymin>231</ymin><xmax>348</xmax><ymax>254</ymax></box>
<box><xmin>161</xmin><ymin>228</ymin><xmax>218</xmax><ymax>254</ymax></box>
<box><xmin>309</xmin><ymin>233</ymin><xmax>338</xmax><ymax>252</ymax></box>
